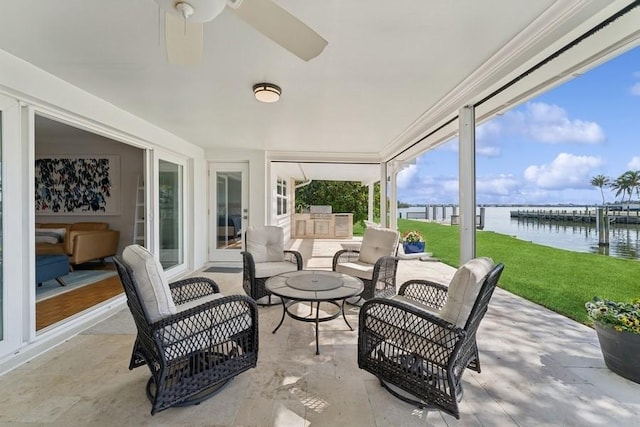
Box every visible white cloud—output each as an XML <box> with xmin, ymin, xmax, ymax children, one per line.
<box><xmin>501</xmin><ymin>102</ymin><xmax>605</xmax><ymax>144</ymax></box>
<box><xmin>524</xmin><ymin>153</ymin><xmax>603</xmax><ymax>189</ymax></box>
<box><xmin>628</xmin><ymin>156</ymin><xmax>640</xmax><ymax>170</ymax></box>
<box><xmin>441</xmin><ymin>101</ymin><xmax>604</xmax><ymax>158</ymax></box>
<box><xmin>477</xmin><ymin>145</ymin><xmax>501</xmax><ymax>157</ymax></box>
<box><xmin>397</xmin><ymin>174</ymin><xmax>459</xmax><ymax>205</ymax></box>
<box><xmin>477</xmin><ymin>174</ymin><xmax>520</xmax><ymax>196</ymax></box>
<box><xmin>396</xmin><ymin>164</ymin><xmax>418</xmax><ymax>189</ymax></box>
<box><xmin>398</xmin><ymin>172</ymin><xmax>523</xmax><ymax>205</ymax></box>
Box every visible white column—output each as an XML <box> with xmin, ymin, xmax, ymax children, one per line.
<box><xmin>368</xmin><ymin>183</ymin><xmax>374</xmax><ymax>222</ymax></box>
<box><xmin>459</xmin><ymin>105</ymin><xmax>476</xmax><ymax>263</ymax></box>
<box><xmin>380</xmin><ymin>162</ymin><xmax>388</xmax><ymax>227</ymax></box>
<box><xmin>389</xmin><ymin>162</ymin><xmax>398</xmax><ymax>230</ymax></box>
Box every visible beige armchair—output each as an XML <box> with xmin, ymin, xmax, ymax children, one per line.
<box><xmin>333</xmin><ymin>227</ymin><xmax>400</xmax><ymax>301</ymax></box>
<box><xmin>358</xmin><ymin>258</ymin><xmax>504</xmax><ymax>419</ymax></box>
<box><xmin>36</xmin><ymin>222</ymin><xmax>120</xmax><ymax>266</ymax></box>
<box><xmin>241</xmin><ymin>226</ymin><xmax>303</xmax><ymax>305</ymax></box>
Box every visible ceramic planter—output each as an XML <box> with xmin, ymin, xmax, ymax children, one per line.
<box><xmin>594</xmin><ymin>322</ymin><xmax>640</xmax><ymax>384</ymax></box>
<box><xmin>403</xmin><ymin>242</ymin><xmax>425</xmax><ymax>254</ymax></box>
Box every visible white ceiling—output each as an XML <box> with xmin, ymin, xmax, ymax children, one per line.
<box><xmin>1</xmin><ymin>1</ymin><xmax>636</xmax><ymax>171</ymax></box>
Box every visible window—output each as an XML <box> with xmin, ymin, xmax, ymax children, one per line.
<box><xmin>277</xmin><ymin>178</ymin><xmax>288</xmax><ymax>216</ymax></box>
<box><xmin>159</xmin><ymin>159</ymin><xmax>184</xmax><ymax>269</ymax></box>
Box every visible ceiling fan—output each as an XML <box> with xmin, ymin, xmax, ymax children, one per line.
<box><xmin>154</xmin><ymin>0</ymin><xmax>328</xmax><ymax>64</ymax></box>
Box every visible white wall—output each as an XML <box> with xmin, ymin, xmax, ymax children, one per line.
<box><xmin>0</xmin><ymin>49</ymin><xmax>208</xmax><ymax>370</ymax></box>
<box><xmin>35</xmin><ymin>131</ymin><xmax>143</xmax><ymax>255</ymax></box>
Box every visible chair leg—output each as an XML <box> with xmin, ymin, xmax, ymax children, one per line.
<box><xmin>146</xmin><ymin>376</ymin><xmax>234</xmax><ymax>409</ymax></box>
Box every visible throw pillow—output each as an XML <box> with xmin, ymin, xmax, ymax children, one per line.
<box><xmin>246</xmin><ymin>226</ymin><xmax>285</xmax><ymax>263</ymax></box>
<box><xmin>358</xmin><ymin>228</ymin><xmax>399</xmax><ymax>265</ymax></box>
<box><xmin>35</xmin><ymin>228</ymin><xmax>66</xmax><ymax>244</ymax></box>
<box><xmin>123</xmin><ymin>244</ymin><xmax>176</xmax><ymax>322</ymax></box>
<box><xmin>439</xmin><ymin>257</ymin><xmax>494</xmax><ymax>327</ymax></box>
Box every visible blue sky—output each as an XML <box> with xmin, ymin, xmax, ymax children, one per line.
<box><xmin>397</xmin><ymin>45</ymin><xmax>640</xmax><ymax>206</ymax></box>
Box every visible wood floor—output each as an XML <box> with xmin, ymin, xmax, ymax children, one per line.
<box><xmin>36</xmin><ymin>273</ymin><xmax>123</xmax><ymax>331</ymax></box>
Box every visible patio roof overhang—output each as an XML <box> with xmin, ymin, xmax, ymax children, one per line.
<box><xmin>2</xmin><ymin>1</ymin><xmax>638</xmax><ymax>161</ymax></box>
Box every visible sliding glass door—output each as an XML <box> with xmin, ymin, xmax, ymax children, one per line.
<box><xmin>158</xmin><ymin>159</ymin><xmax>184</xmax><ymax>270</ymax></box>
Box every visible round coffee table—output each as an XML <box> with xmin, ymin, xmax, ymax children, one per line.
<box><xmin>265</xmin><ymin>270</ymin><xmax>364</xmax><ymax>354</ymax></box>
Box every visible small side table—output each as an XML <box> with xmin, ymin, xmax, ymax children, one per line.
<box><xmin>266</xmin><ymin>270</ymin><xmax>364</xmax><ymax>355</ymax></box>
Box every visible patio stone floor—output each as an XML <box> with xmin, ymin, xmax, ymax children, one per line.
<box><xmin>1</xmin><ymin>238</ymin><xmax>639</xmax><ymax>426</ymax></box>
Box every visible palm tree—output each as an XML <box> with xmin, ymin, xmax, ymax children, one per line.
<box><xmin>628</xmin><ymin>170</ymin><xmax>640</xmax><ymax>201</ymax></box>
<box><xmin>611</xmin><ymin>173</ymin><xmax>631</xmax><ymax>202</ymax></box>
<box><xmin>611</xmin><ymin>171</ymin><xmax>637</xmax><ymax>202</ymax></box>
<box><xmin>590</xmin><ymin>174</ymin><xmax>610</xmax><ymax>205</ymax></box>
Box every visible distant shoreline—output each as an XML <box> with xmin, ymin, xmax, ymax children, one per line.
<box><xmin>404</xmin><ymin>203</ymin><xmax>640</xmax><ymax>208</ymax></box>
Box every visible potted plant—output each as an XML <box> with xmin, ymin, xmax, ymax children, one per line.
<box><xmin>585</xmin><ymin>297</ymin><xmax>640</xmax><ymax>384</ymax></box>
<box><xmin>402</xmin><ymin>230</ymin><xmax>425</xmax><ymax>254</ymax></box>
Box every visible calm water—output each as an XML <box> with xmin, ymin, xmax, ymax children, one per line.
<box><xmin>399</xmin><ymin>206</ymin><xmax>640</xmax><ymax>260</ymax></box>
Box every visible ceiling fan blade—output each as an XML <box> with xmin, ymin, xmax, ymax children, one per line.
<box><xmin>165</xmin><ymin>12</ymin><xmax>203</xmax><ymax>64</ymax></box>
<box><xmin>228</xmin><ymin>0</ymin><xmax>327</xmax><ymax>61</ymax></box>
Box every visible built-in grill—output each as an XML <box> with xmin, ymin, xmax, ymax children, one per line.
<box><xmin>309</xmin><ymin>205</ymin><xmax>332</xmax><ymax>219</ymax></box>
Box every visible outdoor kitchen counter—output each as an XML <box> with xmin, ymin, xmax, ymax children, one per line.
<box><xmin>291</xmin><ymin>213</ymin><xmax>353</xmax><ymax>239</ymax></box>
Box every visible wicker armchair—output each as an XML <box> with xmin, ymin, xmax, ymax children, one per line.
<box><xmin>114</xmin><ymin>245</ymin><xmax>258</xmax><ymax>415</ymax></box>
<box><xmin>333</xmin><ymin>227</ymin><xmax>399</xmax><ymax>301</ymax></box>
<box><xmin>241</xmin><ymin>226</ymin><xmax>303</xmax><ymax>305</ymax></box>
<box><xmin>358</xmin><ymin>258</ymin><xmax>504</xmax><ymax>419</ymax></box>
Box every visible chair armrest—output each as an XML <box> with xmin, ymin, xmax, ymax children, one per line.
<box><xmin>332</xmin><ymin>249</ymin><xmax>360</xmax><ymax>270</ymax></box>
<box><xmin>67</xmin><ymin>230</ymin><xmax>120</xmax><ymax>264</ymax></box>
<box><xmin>360</xmin><ymin>297</ymin><xmax>465</xmax><ymax>363</ymax></box>
<box><xmin>373</xmin><ymin>255</ymin><xmax>399</xmax><ymax>277</ymax></box>
<box><xmin>398</xmin><ymin>279</ymin><xmax>449</xmax><ymax>310</ymax></box>
<box><xmin>284</xmin><ymin>250</ymin><xmax>304</xmax><ymax>270</ymax></box>
<box><xmin>169</xmin><ymin>277</ymin><xmax>219</xmax><ymax>305</ymax></box>
<box><xmin>151</xmin><ymin>294</ymin><xmax>258</xmax><ymax>355</ymax></box>
<box><xmin>241</xmin><ymin>251</ymin><xmax>256</xmax><ymax>291</ymax></box>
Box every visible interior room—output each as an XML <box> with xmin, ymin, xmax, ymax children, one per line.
<box><xmin>34</xmin><ymin>116</ymin><xmax>144</xmax><ymax>330</ymax></box>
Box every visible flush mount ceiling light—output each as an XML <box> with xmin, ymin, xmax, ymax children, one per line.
<box><xmin>253</xmin><ymin>83</ymin><xmax>282</xmax><ymax>103</ymax></box>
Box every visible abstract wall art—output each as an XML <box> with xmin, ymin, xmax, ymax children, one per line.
<box><xmin>35</xmin><ymin>155</ymin><xmax>120</xmax><ymax>215</ymax></box>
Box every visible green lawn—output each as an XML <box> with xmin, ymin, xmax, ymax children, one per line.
<box><xmin>397</xmin><ymin>218</ymin><xmax>640</xmax><ymax>325</ymax></box>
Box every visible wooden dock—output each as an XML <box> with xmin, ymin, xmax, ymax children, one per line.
<box><xmin>510</xmin><ymin>209</ymin><xmax>640</xmax><ymax>224</ymax></box>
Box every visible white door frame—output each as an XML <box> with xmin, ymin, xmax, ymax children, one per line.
<box><xmin>208</xmin><ymin>162</ymin><xmax>249</xmax><ymax>264</ymax></box>
<box><xmin>153</xmin><ymin>150</ymin><xmax>189</xmax><ymax>277</ymax></box>
<box><xmin>0</xmin><ymin>94</ymin><xmax>24</xmax><ymax>357</ymax></box>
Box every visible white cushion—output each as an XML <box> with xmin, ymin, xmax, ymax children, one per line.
<box><xmin>358</xmin><ymin>228</ymin><xmax>399</xmax><ymax>265</ymax></box>
<box><xmin>123</xmin><ymin>245</ymin><xmax>176</xmax><ymax>323</ymax></box>
<box><xmin>335</xmin><ymin>261</ymin><xmax>374</xmax><ymax>281</ymax></box>
<box><xmin>35</xmin><ymin>227</ymin><xmax>66</xmax><ymax>244</ymax></box>
<box><xmin>246</xmin><ymin>226</ymin><xmax>285</xmax><ymax>263</ymax></box>
<box><xmin>162</xmin><ymin>292</ymin><xmax>253</xmax><ymax>360</ymax></box>
<box><xmin>176</xmin><ymin>292</ymin><xmax>225</xmax><ymax>312</ymax></box>
<box><xmin>254</xmin><ymin>261</ymin><xmax>299</xmax><ymax>278</ymax></box>
<box><xmin>390</xmin><ymin>295</ymin><xmax>440</xmax><ymax>316</ymax></box>
<box><xmin>439</xmin><ymin>257</ymin><xmax>494</xmax><ymax>327</ymax></box>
